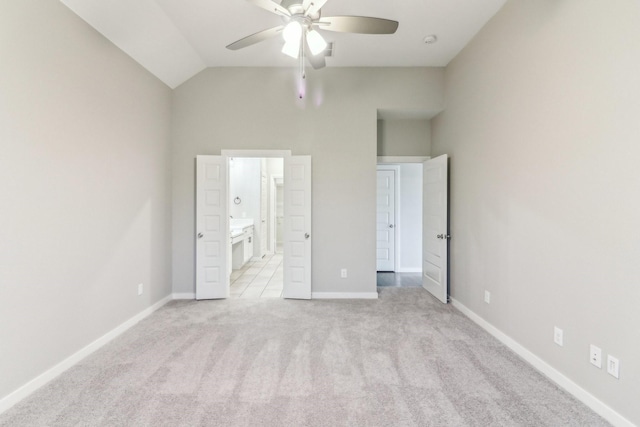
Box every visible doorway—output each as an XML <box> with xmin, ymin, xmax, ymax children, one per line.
<box><xmin>376</xmin><ymin>162</ymin><xmax>424</xmax><ymax>274</ymax></box>
<box><xmin>228</xmin><ymin>157</ymin><xmax>284</xmax><ymax>298</ymax></box>
<box><xmin>376</xmin><ymin>155</ymin><xmax>450</xmax><ymax>303</ymax></box>
<box><xmin>195</xmin><ymin>150</ymin><xmax>312</xmax><ymax>300</ymax></box>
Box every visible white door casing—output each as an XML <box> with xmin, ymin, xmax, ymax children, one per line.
<box><xmin>283</xmin><ymin>156</ymin><xmax>312</xmax><ymax>299</ymax></box>
<box><xmin>260</xmin><ymin>169</ymin><xmax>268</xmax><ymax>256</ymax></box>
<box><xmin>422</xmin><ymin>154</ymin><xmax>449</xmax><ymax>303</ymax></box>
<box><xmin>376</xmin><ymin>170</ymin><xmax>396</xmax><ymax>271</ymax></box>
<box><xmin>195</xmin><ymin>155</ymin><xmax>229</xmax><ymax>300</ymax></box>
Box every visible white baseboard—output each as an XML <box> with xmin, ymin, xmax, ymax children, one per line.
<box><xmin>450</xmin><ymin>298</ymin><xmax>635</xmax><ymax>427</ymax></box>
<box><xmin>172</xmin><ymin>293</ymin><xmax>195</xmax><ymax>300</ymax></box>
<box><xmin>312</xmin><ymin>292</ymin><xmax>379</xmax><ymax>299</ymax></box>
<box><xmin>395</xmin><ymin>268</ymin><xmax>422</xmax><ymax>273</ymax></box>
<box><xmin>0</xmin><ymin>294</ymin><xmax>172</xmax><ymax>416</ymax></box>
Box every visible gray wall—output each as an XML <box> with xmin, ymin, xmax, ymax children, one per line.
<box><xmin>377</xmin><ymin>119</ymin><xmax>431</xmax><ymax>156</ymax></box>
<box><xmin>431</xmin><ymin>0</ymin><xmax>640</xmax><ymax>423</ymax></box>
<box><xmin>0</xmin><ymin>0</ymin><xmax>172</xmax><ymax>401</ymax></box>
<box><xmin>171</xmin><ymin>67</ymin><xmax>443</xmax><ymax>295</ymax></box>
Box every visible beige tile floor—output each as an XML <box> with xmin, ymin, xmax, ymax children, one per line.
<box><xmin>230</xmin><ymin>252</ymin><xmax>283</xmax><ymax>298</ymax></box>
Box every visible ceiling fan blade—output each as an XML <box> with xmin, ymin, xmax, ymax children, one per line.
<box><xmin>304</xmin><ymin>0</ymin><xmax>328</xmax><ymax>17</ymax></box>
<box><xmin>247</xmin><ymin>0</ymin><xmax>291</xmax><ymax>17</ymax></box>
<box><xmin>305</xmin><ymin>45</ymin><xmax>326</xmax><ymax>70</ymax></box>
<box><xmin>316</xmin><ymin>16</ymin><xmax>399</xmax><ymax>34</ymax></box>
<box><xmin>226</xmin><ymin>26</ymin><xmax>283</xmax><ymax>50</ymax></box>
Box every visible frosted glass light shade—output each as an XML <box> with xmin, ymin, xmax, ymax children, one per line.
<box><xmin>306</xmin><ymin>29</ymin><xmax>327</xmax><ymax>56</ymax></box>
<box><xmin>282</xmin><ymin>21</ymin><xmax>302</xmax><ymax>43</ymax></box>
<box><xmin>282</xmin><ymin>39</ymin><xmax>301</xmax><ymax>58</ymax></box>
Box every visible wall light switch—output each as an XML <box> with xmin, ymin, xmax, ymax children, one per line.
<box><xmin>138</xmin><ymin>283</ymin><xmax>143</xmax><ymax>296</ymax></box>
<box><xmin>484</xmin><ymin>291</ymin><xmax>491</xmax><ymax>304</ymax></box>
<box><xmin>340</xmin><ymin>269</ymin><xmax>347</xmax><ymax>279</ymax></box>
<box><xmin>607</xmin><ymin>355</ymin><xmax>620</xmax><ymax>379</ymax></box>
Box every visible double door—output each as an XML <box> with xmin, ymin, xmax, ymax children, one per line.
<box><xmin>195</xmin><ymin>155</ymin><xmax>312</xmax><ymax>300</ymax></box>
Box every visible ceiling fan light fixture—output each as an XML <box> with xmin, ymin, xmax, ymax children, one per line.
<box><xmin>306</xmin><ymin>29</ymin><xmax>327</xmax><ymax>56</ymax></box>
<box><xmin>282</xmin><ymin>39</ymin><xmax>301</xmax><ymax>58</ymax></box>
<box><xmin>282</xmin><ymin>20</ymin><xmax>303</xmax><ymax>44</ymax></box>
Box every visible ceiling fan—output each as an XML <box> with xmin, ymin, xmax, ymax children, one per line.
<box><xmin>226</xmin><ymin>0</ymin><xmax>399</xmax><ymax>70</ymax></box>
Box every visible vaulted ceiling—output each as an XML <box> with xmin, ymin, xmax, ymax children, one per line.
<box><xmin>61</xmin><ymin>0</ymin><xmax>506</xmax><ymax>88</ymax></box>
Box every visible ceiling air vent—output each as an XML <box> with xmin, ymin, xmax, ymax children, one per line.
<box><xmin>323</xmin><ymin>42</ymin><xmax>334</xmax><ymax>57</ymax></box>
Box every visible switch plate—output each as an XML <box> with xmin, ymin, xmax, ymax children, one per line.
<box><xmin>590</xmin><ymin>345</ymin><xmax>602</xmax><ymax>368</ymax></box>
<box><xmin>340</xmin><ymin>269</ymin><xmax>347</xmax><ymax>278</ymax></box>
<box><xmin>554</xmin><ymin>327</ymin><xmax>563</xmax><ymax>346</ymax></box>
<box><xmin>484</xmin><ymin>291</ymin><xmax>491</xmax><ymax>304</ymax></box>
<box><xmin>138</xmin><ymin>283</ymin><xmax>143</xmax><ymax>296</ymax></box>
<box><xmin>607</xmin><ymin>355</ymin><xmax>620</xmax><ymax>379</ymax></box>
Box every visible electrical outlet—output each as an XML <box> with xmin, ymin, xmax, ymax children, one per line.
<box><xmin>553</xmin><ymin>327</ymin><xmax>563</xmax><ymax>346</ymax></box>
<box><xmin>590</xmin><ymin>345</ymin><xmax>602</xmax><ymax>368</ymax></box>
<box><xmin>484</xmin><ymin>291</ymin><xmax>491</xmax><ymax>304</ymax></box>
<box><xmin>340</xmin><ymin>269</ymin><xmax>347</xmax><ymax>279</ymax></box>
<box><xmin>138</xmin><ymin>283</ymin><xmax>143</xmax><ymax>296</ymax></box>
<box><xmin>607</xmin><ymin>355</ymin><xmax>620</xmax><ymax>379</ymax></box>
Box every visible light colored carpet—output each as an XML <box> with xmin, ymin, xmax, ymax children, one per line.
<box><xmin>1</xmin><ymin>288</ymin><xmax>609</xmax><ymax>426</ymax></box>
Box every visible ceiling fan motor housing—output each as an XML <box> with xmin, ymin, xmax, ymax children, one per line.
<box><xmin>281</xmin><ymin>0</ymin><xmax>321</xmax><ymax>20</ymax></box>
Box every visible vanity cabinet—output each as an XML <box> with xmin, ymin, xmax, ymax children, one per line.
<box><xmin>243</xmin><ymin>228</ymin><xmax>254</xmax><ymax>264</ymax></box>
<box><xmin>231</xmin><ymin>224</ymin><xmax>254</xmax><ymax>270</ymax></box>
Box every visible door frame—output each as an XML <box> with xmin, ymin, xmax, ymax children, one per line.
<box><xmin>377</xmin><ymin>156</ymin><xmax>429</xmax><ymax>273</ymax></box>
<box><xmin>222</xmin><ymin>149</ymin><xmax>290</xmax><ymax>263</ymax></box>
<box><xmin>219</xmin><ymin>150</ymin><xmax>313</xmax><ymax>300</ymax></box>
<box><xmin>270</xmin><ymin>175</ymin><xmax>284</xmax><ymax>253</ymax></box>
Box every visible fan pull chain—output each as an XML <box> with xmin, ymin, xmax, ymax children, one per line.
<box><xmin>298</xmin><ymin>33</ymin><xmax>306</xmax><ymax>99</ymax></box>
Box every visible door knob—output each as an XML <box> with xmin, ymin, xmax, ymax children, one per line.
<box><xmin>305</xmin><ymin>233</ymin><xmax>310</xmax><ymax>239</ymax></box>
<box><xmin>197</xmin><ymin>232</ymin><xmax>203</xmax><ymax>239</ymax></box>
<box><xmin>389</xmin><ymin>224</ymin><xmax>394</xmax><ymax>229</ymax></box>
<box><xmin>437</xmin><ymin>234</ymin><xmax>443</xmax><ymax>239</ymax></box>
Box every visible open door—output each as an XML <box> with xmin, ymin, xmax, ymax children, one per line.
<box><xmin>283</xmin><ymin>156</ymin><xmax>312</xmax><ymax>299</ymax></box>
<box><xmin>422</xmin><ymin>155</ymin><xmax>449</xmax><ymax>303</ymax></box>
<box><xmin>195</xmin><ymin>155</ymin><xmax>229</xmax><ymax>299</ymax></box>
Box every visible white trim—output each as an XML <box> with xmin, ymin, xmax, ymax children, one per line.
<box><xmin>311</xmin><ymin>292</ymin><xmax>379</xmax><ymax>299</ymax></box>
<box><xmin>172</xmin><ymin>293</ymin><xmax>195</xmax><ymax>300</ymax></box>
<box><xmin>270</xmin><ymin>174</ymin><xmax>283</xmax><ymax>253</ymax></box>
<box><xmin>0</xmin><ymin>295</ymin><xmax>173</xmax><ymax>416</ymax></box>
<box><xmin>451</xmin><ymin>298</ymin><xmax>635</xmax><ymax>427</ymax></box>
<box><xmin>377</xmin><ymin>156</ymin><xmax>430</xmax><ymax>164</ymax></box>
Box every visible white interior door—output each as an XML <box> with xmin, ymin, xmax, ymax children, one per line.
<box><xmin>283</xmin><ymin>156</ymin><xmax>311</xmax><ymax>299</ymax></box>
<box><xmin>376</xmin><ymin>170</ymin><xmax>396</xmax><ymax>271</ymax></box>
<box><xmin>422</xmin><ymin>155</ymin><xmax>449</xmax><ymax>303</ymax></box>
<box><xmin>195</xmin><ymin>155</ymin><xmax>229</xmax><ymax>300</ymax></box>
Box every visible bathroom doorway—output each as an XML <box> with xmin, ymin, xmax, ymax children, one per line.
<box><xmin>228</xmin><ymin>157</ymin><xmax>284</xmax><ymax>298</ymax></box>
<box><xmin>195</xmin><ymin>150</ymin><xmax>312</xmax><ymax>300</ymax></box>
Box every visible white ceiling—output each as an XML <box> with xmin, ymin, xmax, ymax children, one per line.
<box><xmin>60</xmin><ymin>0</ymin><xmax>506</xmax><ymax>89</ymax></box>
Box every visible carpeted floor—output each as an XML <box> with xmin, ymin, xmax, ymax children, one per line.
<box><xmin>0</xmin><ymin>288</ymin><xmax>609</xmax><ymax>426</ymax></box>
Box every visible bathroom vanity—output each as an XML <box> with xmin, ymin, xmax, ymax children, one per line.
<box><xmin>230</xmin><ymin>219</ymin><xmax>254</xmax><ymax>269</ymax></box>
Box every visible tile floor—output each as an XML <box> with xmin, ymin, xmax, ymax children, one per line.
<box><xmin>376</xmin><ymin>271</ymin><xmax>423</xmax><ymax>287</ymax></box>
<box><xmin>230</xmin><ymin>252</ymin><xmax>283</xmax><ymax>298</ymax></box>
